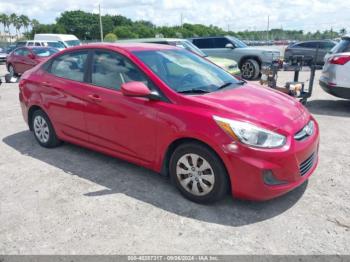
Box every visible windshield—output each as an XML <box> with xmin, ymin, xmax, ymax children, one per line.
<box><xmin>133</xmin><ymin>49</ymin><xmax>241</xmax><ymax>94</ymax></box>
<box><xmin>227</xmin><ymin>36</ymin><xmax>248</xmax><ymax>48</ymax></box>
<box><xmin>65</xmin><ymin>40</ymin><xmax>81</xmax><ymax>47</ymax></box>
<box><xmin>175</xmin><ymin>40</ymin><xmax>207</xmax><ymax>57</ymax></box>
<box><xmin>47</xmin><ymin>42</ymin><xmax>65</xmax><ymax>49</ymax></box>
<box><xmin>32</xmin><ymin>48</ymin><xmax>58</xmax><ymax>57</ymax></box>
<box><xmin>330</xmin><ymin>39</ymin><xmax>350</xmax><ymax>54</ymax></box>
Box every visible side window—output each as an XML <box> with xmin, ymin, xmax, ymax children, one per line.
<box><xmin>213</xmin><ymin>37</ymin><xmax>231</xmax><ymax>48</ymax></box>
<box><xmin>35</xmin><ymin>42</ymin><xmax>41</xmax><ymax>46</ymax></box>
<box><xmin>50</xmin><ymin>51</ymin><xmax>88</xmax><ymax>82</ymax></box>
<box><xmin>193</xmin><ymin>38</ymin><xmax>214</xmax><ymax>49</ymax></box>
<box><xmin>27</xmin><ymin>42</ymin><xmax>34</xmax><ymax>46</ymax></box>
<box><xmin>298</xmin><ymin>42</ymin><xmax>317</xmax><ymax>49</ymax></box>
<box><xmin>91</xmin><ymin>50</ymin><xmax>151</xmax><ymax>91</ymax></box>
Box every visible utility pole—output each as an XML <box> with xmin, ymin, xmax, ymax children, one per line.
<box><xmin>180</xmin><ymin>13</ymin><xmax>183</xmax><ymax>27</ymax></box>
<box><xmin>99</xmin><ymin>4</ymin><xmax>104</xmax><ymax>42</ymax></box>
<box><xmin>266</xmin><ymin>15</ymin><xmax>270</xmax><ymax>41</ymax></box>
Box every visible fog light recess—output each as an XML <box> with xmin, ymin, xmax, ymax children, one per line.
<box><xmin>263</xmin><ymin>170</ymin><xmax>288</xmax><ymax>185</ymax></box>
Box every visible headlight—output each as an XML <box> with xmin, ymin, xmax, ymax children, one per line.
<box><xmin>213</xmin><ymin>116</ymin><xmax>286</xmax><ymax>148</ymax></box>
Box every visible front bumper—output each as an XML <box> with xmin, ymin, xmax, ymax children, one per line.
<box><xmin>222</xmin><ymin>120</ymin><xmax>320</xmax><ymax>201</ymax></box>
<box><xmin>319</xmin><ymin>80</ymin><xmax>350</xmax><ymax>99</ymax></box>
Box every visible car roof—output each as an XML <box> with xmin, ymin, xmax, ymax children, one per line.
<box><xmin>117</xmin><ymin>38</ymin><xmax>185</xmax><ymax>43</ymax></box>
<box><xmin>26</xmin><ymin>40</ymin><xmax>61</xmax><ymax>43</ymax></box>
<box><xmin>74</xmin><ymin>42</ymin><xmax>179</xmax><ymax>52</ymax></box>
<box><xmin>189</xmin><ymin>36</ymin><xmax>228</xmax><ymax>40</ymax></box>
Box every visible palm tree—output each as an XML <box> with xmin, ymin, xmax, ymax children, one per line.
<box><xmin>0</xmin><ymin>13</ymin><xmax>6</xmax><ymax>41</ymax></box>
<box><xmin>19</xmin><ymin>14</ymin><xmax>31</xmax><ymax>35</ymax></box>
<box><xmin>9</xmin><ymin>13</ymin><xmax>18</xmax><ymax>40</ymax></box>
<box><xmin>31</xmin><ymin>19</ymin><xmax>40</xmax><ymax>35</ymax></box>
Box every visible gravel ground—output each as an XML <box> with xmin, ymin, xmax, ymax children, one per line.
<box><xmin>0</xmin><ymin>64</ymin><xmax>349</xmax><ymax>254</ymax></box>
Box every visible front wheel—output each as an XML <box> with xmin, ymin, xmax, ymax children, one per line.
<box><xmin>169</xmin><ymin>143</ymin><xmax>229</xmax><ymax>204</ymax></box>
<box><xmin>241</xmin><ymin>59</ymin><xmax>260</xmax><ymax>80</ymax></box>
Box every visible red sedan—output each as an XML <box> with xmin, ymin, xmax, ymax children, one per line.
<box><xmin>6</xmin><ymin>46</ymin><xmax>58</xmax><ymax>77</ymax></box>
<box><xmin>19</xmin><ymin>43</ymin><xmax>320</xmax><ymax>203</ymax></box>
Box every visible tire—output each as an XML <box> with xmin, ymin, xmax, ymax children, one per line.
<box><xmin>32</xmin><ymin>110</ymin><xmax>62</xmax><ymax>148</ymax></box>
<box><xmin>169</xmin><ymin>142</ymin><xmax>229</xmax><ymax>204</ymax></box>
<box><xmin>8</xmin><ymin>64</ymin><xmax>18</xmax><ymax>78</ymax></box>
<box><xmin>241</xmin><ymin>59</ymin><xmax>260</xmax><ymax>80</ymax></box>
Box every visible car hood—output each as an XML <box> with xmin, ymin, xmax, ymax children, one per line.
<box><xmin>188</xmin><ymin>84</ymin><xmax>309</xmax><ymax>134</ymax></box>
<box><xmin>207</xmin><ymin>56</ymin><xmax>238</xmax><ymax>66</ymax></box>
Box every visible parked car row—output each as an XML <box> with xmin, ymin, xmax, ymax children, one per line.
<box><xmin>116</xmin><ymin>38</ymin><xmax>241</xmax><ymax>77</ymax></box>
<box><xmin>189</xmin><ymin>36</ymin><xmax>281</xmax><ymax>80</ymax></box>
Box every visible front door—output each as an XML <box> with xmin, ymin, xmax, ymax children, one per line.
<box><xmin>84</xmin><ymin>49</ymin><xmax>159</xmax><ymax>164</ymax></box>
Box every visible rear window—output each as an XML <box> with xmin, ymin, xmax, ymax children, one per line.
<box><xmin>331</xmin><ymin>39</ymin><xmax>350</xmax><ymax>54</ymax></box>
<box><xmin>32</xmin><ymin>48</ymin><xmax>58</xmax><ymax>57</ymax></box>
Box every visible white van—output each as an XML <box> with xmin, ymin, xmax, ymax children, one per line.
<box><xmin>25</xmin><ymin>40</ymin><xmax>66</xmax><ymax>51</ymax></box>
<box><xmin>34</xmin><ymin>34</ymin><xmax>81</xmax><ymax>48</ymax></box>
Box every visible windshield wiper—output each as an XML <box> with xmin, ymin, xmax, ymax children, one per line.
<box><xmin>177</xmin><ymin>89</ymin><xmax>210</xmax><ymax>94</ymax></box>
<box><xmin>217</xmin><ymin>80</ymin><xmax>246</xmax><ymax>90</ymax></box>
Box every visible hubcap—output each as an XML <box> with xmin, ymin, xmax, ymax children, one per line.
<box><xmin>241</xmin><ymin>61</ymin><xmax>255</xmax><ymax>79</ymax></box>
<box><xmin>176</xmin><ymin>153</ymin><xmax>215</xmax><ymax>196</ymax></box>
<box><xmin>33</xmin><ymin>116</ymin><xmax>50</xmax><ymax>143</ymax></box>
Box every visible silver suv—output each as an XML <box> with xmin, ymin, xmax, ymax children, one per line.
<box><xmin>189</xmin><ymin>36</ymin><xmax>280</xmax><ymax>80</ymax></box>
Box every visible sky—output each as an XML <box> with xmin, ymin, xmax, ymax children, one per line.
<box><xmin>1</xmin><ymin>0</ymin><xmax>350</xmax><ymax>32</ymax></box>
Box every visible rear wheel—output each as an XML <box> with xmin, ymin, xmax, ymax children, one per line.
<box><xmin>241</xmin><ymin>59</ymin><xmax>260</xmax><ymax>80</ymax></box>
<box><xmin>8</xmin><ymin>64</ymin><xmax>18</xmax><ymax>78</ymax></box>
<box><xmin>169</xmin><ymin>142</ymin><xmax>229</xmax><ymax>204</ymax></box>
<box><xmin>32</xmin><ymin>110</ymin><xmax>62</xmax><ymax>148</ymax></box>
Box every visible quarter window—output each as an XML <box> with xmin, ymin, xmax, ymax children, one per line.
<box><xmin>91</xmin><ymin>50</ymin><xmax>151</xmax><ymax>91</ymax></box>
<box><xmin>50</xmin><ymin>51</ymin><xmax>88</xmax><ymax>82</ymax></box>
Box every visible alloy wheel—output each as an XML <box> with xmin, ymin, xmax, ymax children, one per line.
<box><xmin>241</xmin><ymin>61</ymin><xmax>255</xmax><ymax>79</ymax></box>
<box><xmin>33</xmin><ymin>115</ymin><xmax>50</xmax><ymax>144</ymax></box>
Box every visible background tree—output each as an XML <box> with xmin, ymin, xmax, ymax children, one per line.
<box><xmin>104</xmin><ymin>32</ymin><xmax>117</xmax><ymax>42</ymax></box>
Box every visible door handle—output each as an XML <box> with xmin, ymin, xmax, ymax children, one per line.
<box><xmin>87</xmin><ymin>94</ymin><xmax>102</xmax><ymax>103</ymax></box>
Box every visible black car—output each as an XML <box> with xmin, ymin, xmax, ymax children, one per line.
<box><xmin>284</xmin><ymin>40</ymin><xmax>336</xmax><ymax>65</ymax></box>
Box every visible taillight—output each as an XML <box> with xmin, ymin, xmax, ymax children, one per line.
<box><xmin>19</xmin><ymin>79</ymin><xmax>26</xmax><ymax>90</ymax></box>
<box><xmin>329</xmin><ymin>55</ymin><xmax>350</xmax><ymax>65</ymax></box>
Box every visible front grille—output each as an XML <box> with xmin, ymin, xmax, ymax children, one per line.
<box><xmin>299</xmin><ymin>152</ymin><xmax>316</xmax><ymax>176</ymax></box>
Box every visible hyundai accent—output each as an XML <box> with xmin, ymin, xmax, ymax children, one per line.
<box><xmin>19</xmin><ymin>43</ymin><xmax>319</xmax><ymax>203</ymax></box>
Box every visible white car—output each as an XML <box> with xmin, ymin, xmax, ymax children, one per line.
<box><xmin>34</xmin><ymin>34</ymin><xmax>81</xmax><ymax>48</ymax></box>
<box><xmin>25</xmin><ymin>40</ymin><xmax>66</xmax><ymax>51</ymax></box>
<box><xmin>320</xmin><ymin>35</ymin><xmax>350</xmax><ymax>99</ymax></box>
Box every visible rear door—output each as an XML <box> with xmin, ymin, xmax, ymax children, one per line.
<box><xmin>12</xmin><ymin>48</ymin><xmax>32</xmax><ymax>73</ymax></box>
<box><xmin>83</xmin><ymin>49</ymin><xmax>160</xmax><ymax>164</ymax></box>
<box><xmin>43</xmin><ymin>50</ymin><xmax>90</xmax><ymax>141</ymax></box>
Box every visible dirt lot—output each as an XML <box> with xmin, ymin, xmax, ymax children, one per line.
<box><xmin>0</xmin><ymin>64</ymin><xmax>349</xmax><ymax>254</ymax></box>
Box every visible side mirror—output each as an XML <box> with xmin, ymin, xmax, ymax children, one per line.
<box><xmin>28</xmin><ymin>53</ymin><xmax>35</xmax><ymax>59</ymax></box>
<box><xmin>225</xmin><ymin>43</ymin><xmax>234</xmax><ymax>49</ymax></box>
<box><xmin>121</xmin><ymin>81</ymin><xmax>152</xmax><ymax>98</ymax></box>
